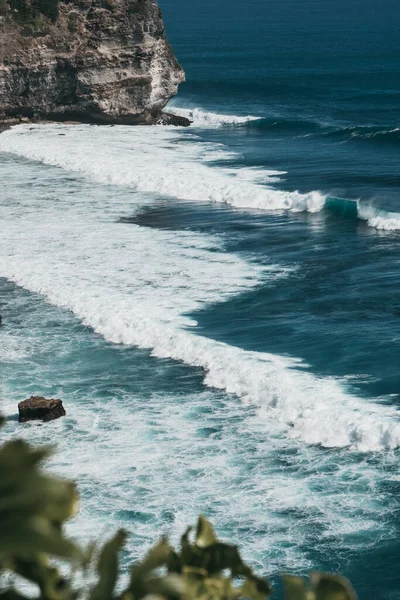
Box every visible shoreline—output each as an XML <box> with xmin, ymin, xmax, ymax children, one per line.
<box><xmin>0</xmin><ymin>111</ymin><xmax>191</xmax><ymax>133</ymax></box>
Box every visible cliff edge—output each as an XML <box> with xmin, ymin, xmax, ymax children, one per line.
<box><xmin>0</xmin><ymin>0</ymin><xmax>187</xmax><ymax>124</ymax></box>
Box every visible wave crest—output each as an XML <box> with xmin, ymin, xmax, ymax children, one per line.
<box><xmin>167</xmin><ymin>106</ymin><xmax>263</xmax><ymax>127</ymax></box>
<box><xmin>0</xmin><ymin>124</ymin><xmax>327</xmax><ymax>213</ymax></box>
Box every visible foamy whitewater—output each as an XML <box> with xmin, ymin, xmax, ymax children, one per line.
<box><xmin>4</xmin><ymin>1</ymin><xmax>400</xmax><ymax>593</ymax></box>
<box><xmin>0</xmin><ymin>152</ymin><xmax>397</xmax><ymax>574</ymax></box>
<box><xmin>0</xmin><ymin>124</ymin><xmax>399</xmax><ymax>451</ymax></box>
<box><xmin>1</xmin><ymin>124</ymin><xmax>399</xmax><ymax>232</ymax></box>
<box><xmin>0</xmin><ymin>125</ymin><xmax>327</xmax><ymax>212</ymax></box>
<box><xmin>167</xmin><ymin>106</ymin><xmax>263</xmax><ymax>127</ymax></box>
<box><xmin>1</xmin><ymin>116</ymin><xmax>400</xmax><ymax>591</ymax></box>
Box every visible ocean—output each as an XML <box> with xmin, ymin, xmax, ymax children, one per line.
<box><xmin>1</xmin><ymin>0</ymin><xmax>400</xmax><ymax>597</ymax></box>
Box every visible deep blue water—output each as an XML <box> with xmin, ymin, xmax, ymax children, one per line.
<box><xmin>164</xmin><ymin>0</ymin><xmax>400</xmax><ymax>207</ymax></box>
<box><xmin>1</xmin><ymin>1</ymin><xmax>400</xmax><ymax>598</ymax></box>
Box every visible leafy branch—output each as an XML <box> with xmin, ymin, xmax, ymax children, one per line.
<box><xmin>0</xmin><ymin>417</ymin><xmax>357</xmax><ymax>600</ymax></box>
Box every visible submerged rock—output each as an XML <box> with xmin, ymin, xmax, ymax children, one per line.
<box><xmin>18</xmin><ymin>396</ymin><xmax>66</xmax><ymax>422</ymax></box>
<box><xmin>0</xmin><ymin>0</ymin><xmax>185</xmax><ymax>125</ymax></box>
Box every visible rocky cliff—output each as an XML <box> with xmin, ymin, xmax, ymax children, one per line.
<box><xmin>0</xmin><ymin>0</ymin><xmax>187</xmax><ymax>124</ymax></box>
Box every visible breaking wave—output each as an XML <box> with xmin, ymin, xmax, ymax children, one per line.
<box><xmin>321</xmin><ymin>125</ymin><xmax>400</xmax><ymax>145</ymax></box>
<box><xmin>171</xmin><ymin>108</ymin><xmax>400</xmax><ymax>148</ymax></box>
<box><xmin>325</xmin><ymin>197</ymin><xmax>400</xmax><ymax>231</ymax></box>
<box><xmin>0</xmin><ymin>124</ymin><xmax>325</xmax><ymax>212</ymax></box>
<box><xmin>1</xmin><ymin>124</ymin><xmax>399</xmax><ymax>232</ymax></box>
<box><xmin>2</xmin><ymin>215</ymin><xmax>400</xmax><ymax>452</ymax></box>
<box><xmin>1</xmin><ymin>136</ymin><xmax>400</xmax><ymax>452</ymax></box>
<box><xmin>167</xmin><ymin>106</ymin><xmax>263</xmax><ymax>127</ymax></box>
<box><xmin>166</xmin><ymin>104</ymin><xmax>400</xmax><ymax>158</ymax></box>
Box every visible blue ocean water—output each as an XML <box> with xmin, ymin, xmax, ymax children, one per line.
<box><xmin>1</xmin><ymin>0</ymin><xmax>400</xmax><ymax>598</ymax></box>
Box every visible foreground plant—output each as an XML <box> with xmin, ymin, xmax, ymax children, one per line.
<box><xmin>0</xmin><ymin>416</ymin><xmax>357</xmax><ymax>600</ymax></box>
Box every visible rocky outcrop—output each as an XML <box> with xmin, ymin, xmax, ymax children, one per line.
<box><xmin>18</xmin><ymin>396</ymin><xmax>66</xmax><ymax>422</ymax></box>
<box><xmin>155</xmin><ymin>111</ymin><xmax>192</xmax><ymax>126</ymax></box>
<box><xmin>0</xmin><ymin>0</ymin><xmax>186</xmax><ymax>124</ymax></box>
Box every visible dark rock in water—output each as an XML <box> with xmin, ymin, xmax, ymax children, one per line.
<box><xmin>0</xmin><ymin>314</ymin><xmax>2</xmax><ymax>325</ymax></box>
<box><xmin>0</xmin><ymin>0</ymin><xmax>185</xmax><ymax>125</ymax></box>
<box><xmin>155</xmin><ymin>112</ymin><xmax>191</xmax><ymax>127</ymax></box>
<box><xmin>18</xmin><ymin>396</ymin><xmax>66</xmax><ymax>423</ymax></box>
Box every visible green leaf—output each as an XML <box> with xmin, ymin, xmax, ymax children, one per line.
<box><xmin>182</xmin><ymin>566</ymin><xmax>209</xmax><ymax>579</ymax></box>
<box><xmin>0</xmin><ymin>591</ymin><xmax>32</xmax><ymax>600</ymax></box>
<box><xmin>141</xmin><ymin>574</ymin><xmax>185</xmax><ymax>598</ymax></box>
<box><xmin>90</xmin><ymin>530</ymin><xmax>127</xmax><ymax>600</ymax></box>
<box><xmin>0</xmin><ymin>418</ymin><xmax>362</xmax><ymax>600</ymax></box>
<box><xmin>137</xmin><ymin>538</ymin><xmax>173</xmax><ymax>574</ymax></box>
<box><xmin>195</xmin><ymin>516</ymin><xmax>217</xmax><ymax>549</ymax></box>
<box><xmin>9</xmin><ymin>556</ymin><xmax>71</xmax><ymax>600</ymax></box>
<box><xmin>283</xmin><ymin>575</ymin><xmax>308</xmax><ymax>600</ymax></box>
<box><xmin>312</xmin><ymin>574</ymin><xmax>357</xmax><ymax>600</ymax></box>
<box><xmin>204</xmin><ymin>543</ymin><xmax>244</xmax><ymax>575</ymax></box>
<box><xmin>0</xmin><ymin>519</ymin><xmax>82</xmax><ymax>562</ymax></box>
<box><xmin>127</xmin><ymin>538</ymin><xmax>176</xmax><ymax>600</ymax></box>
<box><xmin>0</xmin><ymin>478</ymin><xmax>78</xmax><ymax>524</ymax></box>
<box><xmin>241</xmin><ymin>577</ymin><xmax>272</xmax><ymax>600</ymax></box>
<box><xmin>180</xmin><ymin>527</ymin><xmax>194</xmax><ymax>567</ymax></box>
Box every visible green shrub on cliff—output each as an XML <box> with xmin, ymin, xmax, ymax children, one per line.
<box><xmin>0</xmin><ymin>416</ymin><xmax>357</xmax><ymax>600</ymax></box>
<box><xmin>0</xmin><ymin>0</ymin><xmax>8</xmax><ymax>16</ymax></box>
<box><xmin>34</xmin><ymin>0</ymin><xmax>59</xmax><ymax>22</ymax></box>
<box><xmin>5</xmin><ymin>0</ymin><xmax>59</xmax><ymax>27</ymax></box>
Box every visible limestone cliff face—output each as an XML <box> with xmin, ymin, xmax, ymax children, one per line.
<box><xmin>0</xmin><ymin>0</ymin><xmax>185</xmax><ymax>124</ymax></box>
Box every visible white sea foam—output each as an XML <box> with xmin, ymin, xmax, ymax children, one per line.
<box><xmin>167</xmin><ymin>106</ymin><xmax>262</xmax><ymax>127</ymax></box>
<box><xmin>3</xmin><ymin>381</ymin><xmax>395</xmax><ymax>574</ymax></box>
<box><xmin>0</xmin><ymin>124</ymin><xmax>327</xmax><ymax>214</ymax></box>
<box><xmin>235</xmin><ymin>167</ymin><xmax>287</xmax><ymax>184</ymax></box>
<box><xmin>0</xmin><ymin>137</ymin><xmax>400</xmax><ymax>452</ymax></box>
<box><xmin>2</xmin><ymin>124</ymin><xmax>396</xmax><ymax>233</ymax></box>
<box><xmin>357</xmin><ymin>203</ymin><xmax>400</xmax><ymax>231</ymax></box>
<box><xmin>0</xmin><ymin>282</ymin><xmax>397</xmax><ymax>572</ymax></box>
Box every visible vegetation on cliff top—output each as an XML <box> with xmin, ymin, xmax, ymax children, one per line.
<box><xmin>0</xmin><ymin>0</ymin><xmax>152</xmax><ymax>36</ymax></box>
<box><xmin>0</xmin><ymin>0</ymin><xmax>59</xmax><ymax>36</ymax></box>
<box><xmin>0</xmin><ymin>414</ymin><xmax>358</xmax><ymax>600</ymax></box>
